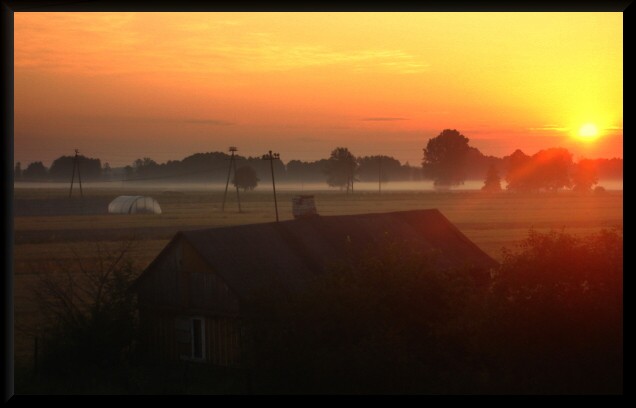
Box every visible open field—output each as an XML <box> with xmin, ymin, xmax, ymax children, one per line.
<box><xmin>12</xmin><ymin>185</ymin><xmax>623</xmax><ymax>363</ymax></box>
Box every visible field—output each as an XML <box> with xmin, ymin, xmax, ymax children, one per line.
<box><xmin>12</xmin><ymin>184</ymin><xmax>623</xmax><ymax>364</ymax></box>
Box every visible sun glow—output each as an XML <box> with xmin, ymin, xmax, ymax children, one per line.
<box><xmin>578</xmin><ymin>123</ymin><xmax>600</xmax><ymax>141</ymax></box>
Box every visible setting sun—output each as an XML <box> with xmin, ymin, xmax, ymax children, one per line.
<box><xmin>578</xmin><ymin>123</ymin><xmax>600</xmax><ymax>141</ymax></box>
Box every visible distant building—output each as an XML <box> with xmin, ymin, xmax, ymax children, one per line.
<box><xmin>292</xmin><ymin>195</ymin><xmax>318</xmax><ymax>219</ymax></box>
<box><xmin>108</xmin><ymin>195</ymin><xmax>162</xmax><ymax>214</ymax></box>
<box><xmin>130</xmin><ymin>209</ymin><xmax>497</xmax><ymax>366</ymax></box>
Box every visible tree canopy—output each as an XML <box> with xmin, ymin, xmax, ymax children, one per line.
<box><xmin>232</xmin><ymin>165</ymin><xmax>260</xmax><ymax>191</ymax></box>
<box><xmin>422</xmin><ymin>129</ymin><xmax>471</xmax><ymax>187</ymax></box>
<box><xmin>49</xmin><ymin>155</ymin><xmax>102</xmax><ymax>181</ymax></box>
<box><xmin>325</xmin><ymin>147</ymin><xmax>358</xmax><ymax>192</ymax></box>
<box><xmin>505</xmin><ymin>148</ymin><xmax>573</xmax><ymax>192</ymax></box>
<box><xmin>22</xmin><ymin>161</ymin><xmax>48</xmax><ymax>180</ymax></box>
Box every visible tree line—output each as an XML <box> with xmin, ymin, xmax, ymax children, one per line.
<box><xmin>14</xmin><ymin>129</ymin><xmax>623</xmax><ymax>192</ymax></box>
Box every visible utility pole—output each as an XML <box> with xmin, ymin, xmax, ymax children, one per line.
<box><xmin>378</xmin><ymin>156</ymin><xmax>382</xmax><ymax>194</ymax></box>
<box><xmin>262</xmin><ymin>150</ymin><xmax>280</xmax><ymax>222</ymax></box>
<box><xmin>69</xmin><ymin>149</ymin><xmax>83</xmax><ymax>198</ymax></box>
<box><xmin>222</xmin><ymin>147</ymin><xmax>241</xmax><ymax>212</ymax></box>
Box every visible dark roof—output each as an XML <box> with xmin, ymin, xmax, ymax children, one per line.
<box><xmin>134</xmin><ymin>209</ymin><xmax>498</xmax><ymax>299</ymax></box>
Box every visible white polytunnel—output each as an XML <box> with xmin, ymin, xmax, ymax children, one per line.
<box><xmin>108</xmin><ymin>195</ymin><xmax>162</xmax><ymax>215</ymax></box>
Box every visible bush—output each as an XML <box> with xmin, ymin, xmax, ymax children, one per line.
<box><xmin>484</xmin><ymin>229</ymin><xmax>623</xmax><ymax>394</ymax></box>
<box><xmin>29</xmin><ymin>240</ymin><xmax>140</xmax><ymax>393</ymax></box>
<box><xmin>243</xmin><ymin>230</ymin><xmax>623</xmax><ymax>394</ymax></box>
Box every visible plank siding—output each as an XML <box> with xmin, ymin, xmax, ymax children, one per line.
<box><xmin>137</xmin><ymin>235</ymin><xmax>243</xmax><ymax>366</ymax></box>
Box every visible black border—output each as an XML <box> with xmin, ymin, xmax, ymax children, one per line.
<box><xmin>3</xmin><ymin>0</ymin><xmax>627</xmax><ymax>401</ymax></box>
<box><xmin>2</xmin><ymin>0</ymin><xmax>633</xmax><ymax>12</ymax></box>
<box><xmin>2</xmin><ymin>1</ymin><xmax>14</xmax><ymax>403</ymax></box>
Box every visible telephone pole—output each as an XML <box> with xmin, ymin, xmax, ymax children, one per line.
<box><xmin>262</xmin><ymin>150</ymin><xmax>280</xmax><ymax>222</ymax></box>
<box><xmin>378</xmin><ymin>156</ymin><xmax>382</xmax><ymax>194</ymax></box>
<box><xmin>222</xmin><ymin>146</ymin><xmax>241</xmax><ymax>212</ymax></box>
<box><xmin>69</xmin><ymin>149</ymin><xmax>83</xmax><ymax>198</ymax></box>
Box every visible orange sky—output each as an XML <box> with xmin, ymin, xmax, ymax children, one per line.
<box><xmin>14</xmin><ymin>12</ymin><xmax>623</xmax><ymax>167</ymax></box>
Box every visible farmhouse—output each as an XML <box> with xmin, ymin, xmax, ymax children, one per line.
<box><xmin>131</xmin><ymin>209</ymin><xmax>498</xmax><ymax>367</ymax></box>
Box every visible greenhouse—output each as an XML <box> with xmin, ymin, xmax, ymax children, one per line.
<box><xmin>108</xmin><ymin>195</ymin><xmax>162</xmax><ymax>215</ymax></box>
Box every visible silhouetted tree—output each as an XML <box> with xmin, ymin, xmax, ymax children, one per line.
<box><xmin>232</xmin><ymin>165</ymin><xmax>260</xmax><ymax>191</ymax></box>
<box><xmin>48</xmin><ymin>155</ymin><xmax>102</xmax><ymax>181</ymax></box>
<box><xmin>31</xmin><ymin>240</ymin><xmax>140</xmax><ymax>392</ymax></box>
<box><xmin>179</xmin><ymin>151</ymin><xmax>233</xmax><ymax>182</ymax></box>
<box><xmin>481</xmin><ymin>164</ymin><xmax>502</xmax><ymax>193</ymax></box>
<box><xmin>463</xmin><ymin>147</ymin><xmax>504</xmax><ymax>181</ymax></box>
<box><xmin>133</xmin><ymin>157</ymin><xmax>159</xmax><ymax>177</ymax></box>
<box><xmin>422</xmin><ymin>129</ymin><xmax>471</xmax><ymax>187</ymax></box>
<box><xmin>23</xmin><ymin>161</ymin><xmax>48</xmax><ymax>180</ymax></box>
<box><xmin>14</xmin><ymin>162</ymin><xmax>22</xmax><ymax>180</ymax></box>
<box><xmin>529</xmin><ymin>148</ymin><xmax>573</xmax><ymax>191</ymax></box>
<box><xmin>286</xmin><ymin>159</ymin><xmax>331</xmax><ymax>183</ymax></box>
<box><xmin>504</xmin><ymin>149</ymin><xmax>532</xmax><ymax>191</ymax></box>
<box><xmin>245</xmin><ymin>155</ymin><xmax>286</xmax><ymax>183</ymax></box>
<box><xmin>572</xmin><ymin>159</ymin><xmax>599</xmax><ymax>193</ymax></box>
<box><xmin>325</xmin><ymin>147</ymin><xmax>358</xmax><ymax>192</ymax></box>
<box><xmin>505</xmin><ymin>148</ymin><xmax>572</xmax><ymax>192</ymax></box>
<box><xmin>357</xmin><ymin>155</ymin><xmax>405</xmax><ymax>183</ymax></box>
<box><xmin>486</xmin><ymin>229</ymin><xmax>623</xmax><ymax>393</ymax></box>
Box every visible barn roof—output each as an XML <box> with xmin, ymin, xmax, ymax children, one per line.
<box><xmin>133</xmin><ymin>209</ymin><xmax>498</xmax><ymax>299</ymax></box>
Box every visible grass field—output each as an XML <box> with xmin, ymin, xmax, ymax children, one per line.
<box><xmin>11</xmin><ymin>185</ymin><xmax>623</xmax><ymax>364</ymax></box>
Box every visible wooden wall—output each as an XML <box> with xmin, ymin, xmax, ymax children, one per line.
<box><xmin>136</xmin><ymin>236</ymin><xmax>243</xmax><ymax>366</ymax></box>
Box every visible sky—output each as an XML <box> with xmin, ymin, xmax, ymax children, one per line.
<box><xmin>14</xmin><ymin>12</ymin><xmax>623</xmax><ymax>168</ymax></box>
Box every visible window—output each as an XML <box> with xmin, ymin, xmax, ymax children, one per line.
<box><xmin>191</xmin><ymin>317</ymin><xmax>205</xmax><ymax>360</ymax></box>
<box><xmin>176</xmin><ymin>316</ymin><xmax>206</xmax><ymax>361</ymax></box>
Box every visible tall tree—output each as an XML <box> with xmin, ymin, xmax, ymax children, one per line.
<box><xmin>505</xmin><ymin>148</ymin><xmax>573</xmax><ymax>192</ymax></box>
<box><xmin>232</xmin><ymin>165</ymin><xmax>260</xmax><ymax>191</ymax></box>
<box><xmin>481</xmin><ymin>163</ymin><xmax>503</xmax><ymax>193</ymax></box>
<box><xmin>504</xmin><ymin>149</ymin><xmax>533</xmax><ymax>191</ymax></box>
<box><xmin>529</xmin><ymin>148</ymin><xmax>573</xmax><ymax>191</ymax></box>
<box><xmin>422</xmin><ymin>129</ymin><xmax>471</xmax><ymax>187</ymax></box>
<box><xmin>325</xmin><ymin>147</ymin><xmax>358</xmax><ymax>192</ymax></box>
<box><xmin>49</xmin><ymin>155</ymin><xmax>102</xmax><ymax>181</ymax></box>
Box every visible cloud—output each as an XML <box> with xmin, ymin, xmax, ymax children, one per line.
<box><xmin>362</xmin><ymin>117</ymin><xmax>408</xmax><ymax>122</ymax></box>
<box><xmin>528</xmin><ymin>126</ymin><xmax>569</xmax><ymax>132</ymax></box>
<box><xmin>182</xmin><ymin>119</ymin><xmax>235</xmax><ymax>126</ymax></box>
<box><xmin>72</xmin><ymin>115</ymin><xmax>234</xmax><ymax>126</ymax></box>
<box><xmin>14</xmin><ymin>13</ymin><xmax>431</xmax><ymax>77</ymax></box>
